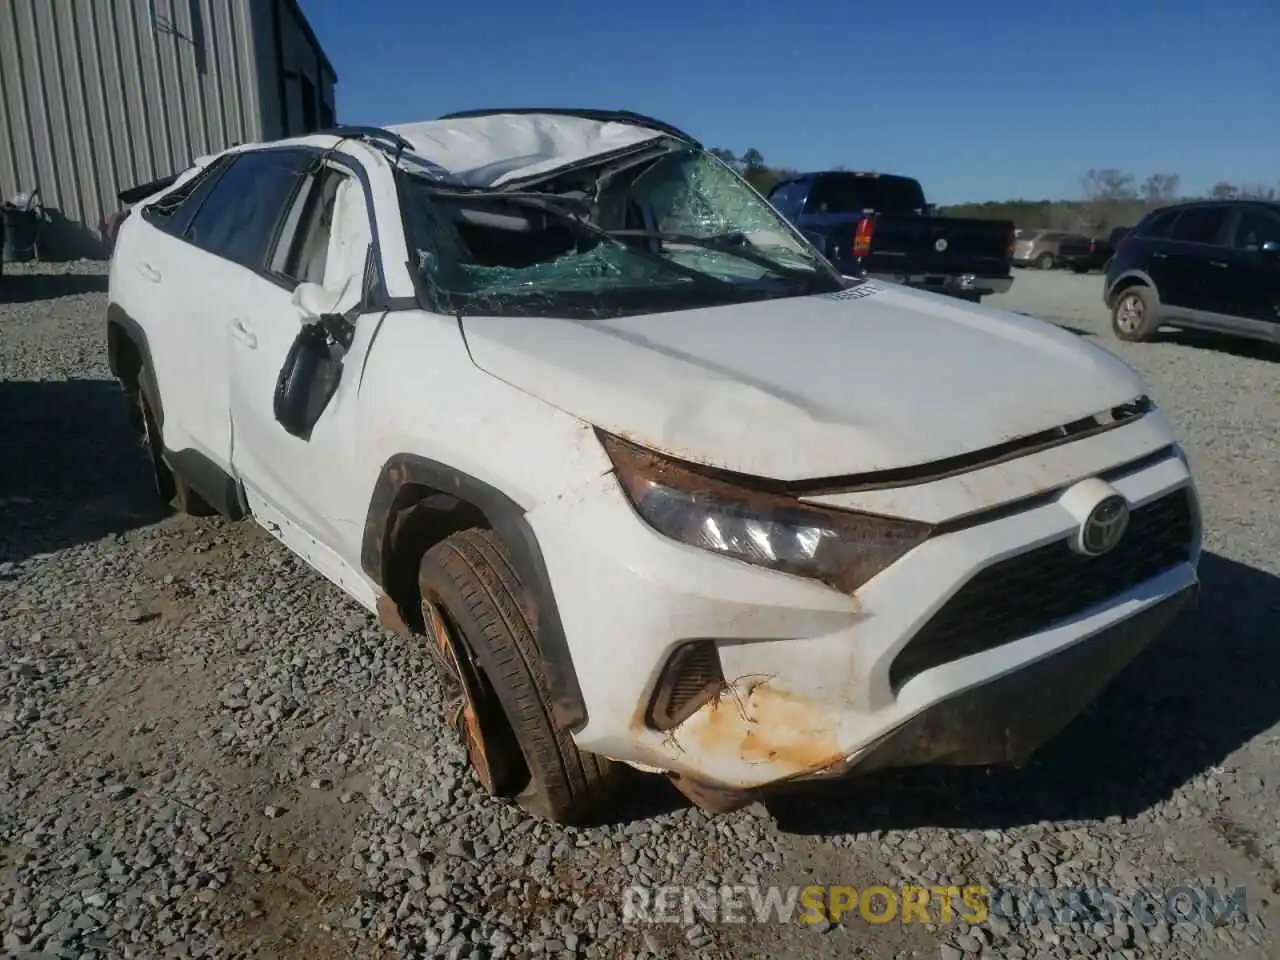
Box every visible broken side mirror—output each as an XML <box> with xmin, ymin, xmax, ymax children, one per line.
<box><xmin>274</xmin><ymin>282</ymin><xmax>351</xmax><ymax>440</ymax></box>
<box><xmin>273</xmin><ymin>321</ymin><xmax>343</xmax><ymax>441</ymax></box>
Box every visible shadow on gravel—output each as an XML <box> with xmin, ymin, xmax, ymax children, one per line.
<box><xmin>0</xmin><ymin>271</ymin><xmax>109</xmax><ymax>304</ymax></box>
<box><xmin>768</xmin><ymin>551</ymin><xmax>1280</xmax><ymax>836</ymax></box>
<box><xmin>0</xmin><ymin>378</ymin><xmax>167</xmax><ymax>563</ymax></box>
<box><xmin>1154</xmin><ymin>328</ymin><xmax>1280</xmax><ymax>363</ymax></box>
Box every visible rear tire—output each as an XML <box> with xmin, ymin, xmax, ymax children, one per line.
<box><xmin>1070</xmin><ymin>263</ymin><xmax>1087</xmax><ymax>274</ymax></box>
<box><xmin>1035</xmin><ymin>252</ymin><xmax>1055</xmax><ymax>270</ymax></box>
<box><xmin>132</xmin><ymin>374</ymin><xmax>216</xmax><ymax>516</ymax></box>
<box><xmin>1111</xmin><ymin>284</ymin><xmax>1160</xmax><ymax>342</ymax></box>
<box><xmin>418</xmin><ymin>528</ymin><xmax>619</xmax><ymax>824</ymax></box>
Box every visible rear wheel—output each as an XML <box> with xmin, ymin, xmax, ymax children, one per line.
<box><xmin>417</xmin><ymin>528</ymin><xmax>619</xmax><ymax>824</ymax></box>
<box><xmin>1111</xmin><ymin>284</ymin><xmax>1160</xmax><ymax>342</ymax></box>
<box><xmin>1070</xmin><ymin>263</ymin><xmax>1087</xmax><ymax>274</ymax></box>
<box><xmin>132</xmin><ymin>374</ymin><xmax>215</xmax><ymax>516</ymax></box>
<box><xmin>1035</xmin><ymin>252</ymin><xmax>1056</xmax><ymax>270</ymax></box>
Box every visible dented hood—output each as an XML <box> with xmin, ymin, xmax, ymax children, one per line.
<box><xmin>460</xmin><ymin>282</ymin><xmax>1148</xmax><ymax>481</ymax></box>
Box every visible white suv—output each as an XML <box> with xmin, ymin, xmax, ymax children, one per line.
<box><xmin>107</xmin><ymin>109</ymin><xmax>1202</xmax><ymax>824</ymax></box>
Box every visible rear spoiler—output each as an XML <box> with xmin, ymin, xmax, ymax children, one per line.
<box><xmin>117</xmin><ymin>173</ymin><xmax>179</xmax><ymax>205</ymax></box>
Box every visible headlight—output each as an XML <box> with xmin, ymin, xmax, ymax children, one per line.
<box><xmin>599</xmin><ymin>432</ymin><xmax>933</xmax><ymax>594</ymax></box>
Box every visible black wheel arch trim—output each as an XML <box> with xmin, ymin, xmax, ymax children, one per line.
<box><xmin>361</xmin><ymin>454</ymin><xmax>588</xmax><ymax>731</ymax></box>
<box><xmin>106</xmin><ymin>303</ymin><xmax>164</xmax><ymax>425</ymax></box>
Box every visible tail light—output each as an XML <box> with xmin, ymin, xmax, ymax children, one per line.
<box><xmin>852</xmin><ymin>216</ymin><xmax>874</xmax><ymax>258</ymax></box>
<box><xmin>1089</xmin><ymin>239</ymin><xmax>1097</xmax><ymax>254</ymax></box>
<box><xmin>1007</xmin><ymin>228</ymin><xmax>1016</xmax><ymax>258</ymax></box>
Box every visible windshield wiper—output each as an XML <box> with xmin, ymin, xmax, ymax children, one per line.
<box><xmin>604</xmin><ymin>229</ymin><xmax>840</xmax><ymax>288</ymax></box>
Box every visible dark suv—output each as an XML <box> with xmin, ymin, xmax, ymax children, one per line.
<box><xmin>1104</xmin><ymin>200</ymin><xmax>1280</xmax><ymax>344</ymax></box>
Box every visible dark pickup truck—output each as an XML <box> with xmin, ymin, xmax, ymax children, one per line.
<box><xmin>768</xmin><ymin>171</ymin><xmax>1015</xmax><ymax>301</ymax></box>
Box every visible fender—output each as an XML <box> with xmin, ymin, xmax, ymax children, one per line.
<box><xmin>105</xmin><ymin>303</ymin><xmax>248</xmax><ymax>520</ymax></box>
<box><xmin>361</xmin><ymin>454</ymin><xmax>588</xmax><ymax>731</ymax></box>
<box><xmin>1104</xmin><ymin>268</ymin><xmax>1159</xmax><ymax>309</ymax></box>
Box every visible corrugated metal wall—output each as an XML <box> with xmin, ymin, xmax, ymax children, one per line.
<box><xmin>0</xmin><ymin>0</ymin><xmax>266</xmax><ymax>257</ymax></box>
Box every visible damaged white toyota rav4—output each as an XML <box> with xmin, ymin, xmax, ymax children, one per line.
<box><xmin>107</xmin><ymin>109</ymin><xmax>1202</xmax><ymax>823</ymax></box>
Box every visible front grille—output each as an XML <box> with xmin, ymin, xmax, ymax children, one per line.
<box><xmin>888</xmin><ymin>488</ymin><xmax>1194</xmax><ymax>691</ymax></box>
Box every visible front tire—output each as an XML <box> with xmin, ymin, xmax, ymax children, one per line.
<box><xmin>1111</xmin><ymin>284</ymin><xmax>1160</xmax><ymax>342</ymax></box>
<box><xmin>418</xmin><ymin>529</ymin><xmax>619</xmax><ymax>824</ymax></box>
<box><xmin>1035</xmin><ymin>252</ymin><xmax>1055</xmax><ymax>270</ymax></box>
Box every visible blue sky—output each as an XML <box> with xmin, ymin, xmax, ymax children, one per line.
<box><xmin>300</xmin><ymin>0</ymin><xmax>1278</xmax><ymax>205</ymax></box>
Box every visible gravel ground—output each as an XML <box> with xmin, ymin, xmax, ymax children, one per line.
<box><xmin>2</xmin><ymin>261</ymin><xmax>1278</xmax><ymax>960</ymax></box>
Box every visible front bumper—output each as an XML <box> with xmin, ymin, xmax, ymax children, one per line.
<box><xmin>814</xmin><ymin>584</ymin><xmax>1195</xmax><ymax>778</ymax></box>
<box><xmin>527</xmin><ymin>417</ymin><xmax>1200</xmax><ymax>793</ymax></box>
<box><xmin>864</xmin><ymin>271</ymin><xmax>1014</xmax><ymax>297</ymax></box>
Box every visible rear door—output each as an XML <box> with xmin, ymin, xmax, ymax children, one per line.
<box><xmin>1161</xmin><ymin>205</ymin><xmax>1232</xmax><ymax>314</ymax></box>
<box><xmin>1221</xmin><ymin>206</ymin><xmax>1280</xmax><ymax>326</ymax></box>
<box><xmin>175</xmin><ymin>147</ymin><xmax>316</xmax><ymax>473</ymax></box>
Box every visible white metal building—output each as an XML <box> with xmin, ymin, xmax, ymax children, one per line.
<box><xmin>0</xmin><ymin>0</ymin><xmax>337</xmax><ymax>258</ymax></box>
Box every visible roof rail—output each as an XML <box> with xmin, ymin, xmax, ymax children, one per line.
<box><xmin>316</xmin><ymin>124</ymin><xmax>415</xmax><ymax>157</ymax></box>
<box><xmin>437</xmin><ymin>108</ymin><xmax>700</xmax><ymax>146</ymax></box>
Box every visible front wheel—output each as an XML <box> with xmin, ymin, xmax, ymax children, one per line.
<box><xmin>417</xmin><ymin>529</ymin><xmax>620</xmax><ymax>824</ymax></box>
<box><xmin>1111</xmin><ymin>285</ymin><xmax>1160</xmax><ymax>342</ymax></box>
<box><xmin>1035</xmin><ymin>252</ymin><xmax>1056</xmax><ymax>270</ymax></box>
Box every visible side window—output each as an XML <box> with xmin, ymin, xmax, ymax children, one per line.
<box><xmin>272</xmin><ymin>164</ymin><xmax>374</xmax><ymax>308</ymax></box>
<box><xmin>141</xmin><ymin>155</ymin><xmax>233</xmax><ymax>237</ymax></box>
<box><xmin>1169</xmin><ymin>206</ymin><xmax>1229</xmax><ymax>245</ymax></box>
<box><xmin>1140</xmin><ymin>209</ymin><xmax>1180</xmax><ymax>239</ymax></box>
<box><xmin>1231</xmin><ymin>209</ymin><xmax>1280</xmax><ymax>251</ymax></box>
<box><xmin>184</xmin><ymin>149</ymin><xmax>313</xmax><ymax>268</ymax></box>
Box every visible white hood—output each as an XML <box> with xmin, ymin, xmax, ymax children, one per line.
<box><xmin>459</xmin><ymin>282</ymin><xmax>1148</xmax><ymax>481</ymax></box>
<box><xmin>385</xmin><ymin>114</ymin><xmax>666</xmax><ymax>188</ymax></box>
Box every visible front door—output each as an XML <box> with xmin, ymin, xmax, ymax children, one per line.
<box><xmin>1221</xmin><ymin>206</ymin><xmax>1280</xmax><ymax>326</ymax></box>
<box><xmin>226</xmin><ymin>160</ymin><xmax>381</xmax><ymax>574</ymax></box>
<box><xmin>1160</xmin><ymin>205</ymin><xmax>1232</xmax><ymax>314</ymax></box>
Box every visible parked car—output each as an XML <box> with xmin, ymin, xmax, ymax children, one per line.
<box><xmin>107</xmin><ymin>109</ymin><xmax>1202</xmax><ymax>824</ymax></box>
<box><xmin>767</xmin><ymin>171</ymin><xmax>1014</xmax><ymax>301</ymax></box>
<box><xmin>1059</xmin><ymin>226</ymin><xmax>1131</xmax><ymax>274</ymax></box>
<box><xmin>1105</xmin><ymin>200</ymin><xmax>1280</xmax><ymax>344</ymax></box>
<box><xmin>1011</xmin><ymin>229</ymin><xmax>1085</xmax><ymax>270</ymax></box>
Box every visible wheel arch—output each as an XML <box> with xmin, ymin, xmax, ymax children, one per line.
<box><xmin>106</xmin><ymin>303</ymin><xmax>163</xmax><ymax>427</ymax></box>
<box><xmin>360</xmin><ymin>454</ymin><xmax>588</xmax><ymax>732</ymax></box>
<box><xmin>1104</xmin><ymin>269</ymin><xmax>1158</xmax><ymax>310</ymax></box>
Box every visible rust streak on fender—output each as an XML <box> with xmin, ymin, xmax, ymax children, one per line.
<box><xmin>674</xmin><ymin>678</ymin><xmax>844</xmax><ymax>776</ymax></box>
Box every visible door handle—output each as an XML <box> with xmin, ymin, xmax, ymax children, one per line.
<box><xmin>230</xmin><ymin>318</ymin><xmax>258</xmax><ymax>349</ymax></box>
<box><xmin>137</xmin><ymin>262</ymin><xmax>162</xmax><ymax>282</ymax></box>
<box><xmin>1209</xmin><ymin>261</ymin><xmax>1229</xmax><ymax>269</ymax></box>
<box><xmin>1151</xmin><ymin>251</ymin><xmax>1169</xmax><ymax>260</ymax></box>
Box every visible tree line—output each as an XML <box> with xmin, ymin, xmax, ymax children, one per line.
<box><xmin>711</xmin><ymin>148</ymin><xmax>1278</xmax><ymax>238</ymax></box>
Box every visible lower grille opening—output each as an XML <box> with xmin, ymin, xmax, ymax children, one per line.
<box><xmin>646</xmin><ymin>640</ymin><xmax>724</xmax><ymax>731</ymax></box>
<box><xmin>888</xmin><ymin>487</ymin><xmax>1194</xmax><ymax>692</ymax></box>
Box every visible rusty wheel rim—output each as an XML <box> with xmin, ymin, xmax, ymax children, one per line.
<box><xmin>422</xmin><ymin>600</ymin><xmax>498</xmax><ymax>794</ymax></box>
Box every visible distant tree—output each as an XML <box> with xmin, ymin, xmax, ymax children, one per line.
<box><xmin>708</xmin><ymin>147</ymin><xmax>737</xmax><ymax>167</ymax></box>
<box><xmin>1237</xmin><ymin>182</ymin><xmax>1278</xmax><ymax>201</ymax></box>
<box><xmin>1141</xmin><ymin>173</ymin><xmax>1181</xmax><ymax>202</ymax></box>
<box><xmin>740</xmin><ymin>148</ymin><xmax>765</xmax><ymax>172</ymax></box>
<box><xmin>1081</xmin><ymin>168</ymin><xmax>1137</xmax><ymax>201</ymax></box>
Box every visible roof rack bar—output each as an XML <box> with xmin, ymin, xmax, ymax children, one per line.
<box><xmin>436</xmin><ymin>108</ymin><xmax>700</xmax><ymax>147</ymax></box>
<box><xmin>316</xmin><ymin>124</ymin><xmax>415</xmax><ymax>154</ymax></box>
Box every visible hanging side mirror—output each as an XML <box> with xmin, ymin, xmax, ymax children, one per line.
<box><xmin>274</xmin><ymin>282</ymin><xmax>353</xmax><ymax>439</ymax></box>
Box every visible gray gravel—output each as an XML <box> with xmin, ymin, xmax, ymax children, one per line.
<box><xmin>2</xmin><ymin>261</ymin><xmax>1278</xmax><ymax>959</ymax></box>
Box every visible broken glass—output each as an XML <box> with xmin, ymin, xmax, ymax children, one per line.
<box><xmin>400</xmin><ymin>145</ymin><xmax>843</xmax><ymax>318</ymax></box>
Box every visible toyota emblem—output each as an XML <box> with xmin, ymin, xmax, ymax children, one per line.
<box><xmin>1076</xmin><ymin>495</ymin><xmax>1130</xmax><ymax>556</ymax></box>
<box><xmin>934</xmin><ymin>238</ymin><xmax>948</xmax><ymax>252</ymax></box>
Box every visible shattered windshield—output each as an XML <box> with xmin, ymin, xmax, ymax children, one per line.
<box><xmin>400</xmin><ymin>146</ymin><xmax>845</xmax><ymax>318</ymax></box>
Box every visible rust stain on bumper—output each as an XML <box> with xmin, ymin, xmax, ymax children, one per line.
<box><xmin>672</xmin><ymin>678</ymin><xmax>844</xmax><ymax>780</ymax></box>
